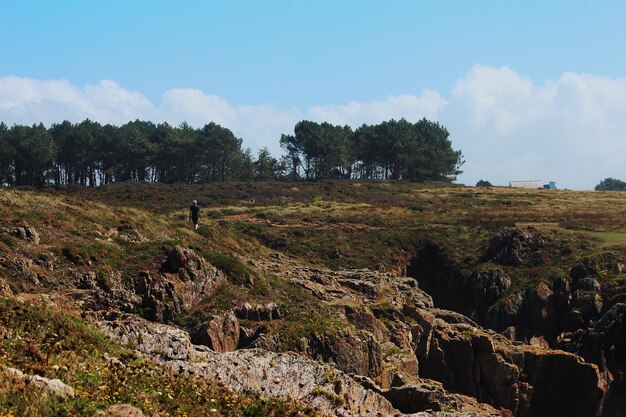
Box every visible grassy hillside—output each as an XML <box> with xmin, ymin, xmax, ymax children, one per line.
<box><xmin>63</xmin><ymin>181</ymin><xmax>626</xmax><ymax>281</ymax></box>
<box><xmin>2</xmin><ymin>180</ymin><xmax>625</xmax><ymax>311</ymax></box>
<box><xmin>1</xmin><ymin>181</ymin><xmax>625</xmax><ymax>415</ymax></box>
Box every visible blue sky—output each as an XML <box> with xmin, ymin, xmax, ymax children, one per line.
<box><xmin>1</xmin><ymin>1</ymin><xmax>626</xmax><ymax>189</ymax></box>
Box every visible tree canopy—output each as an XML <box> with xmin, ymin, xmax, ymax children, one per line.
<box><xmin>0</xmin><ymin>117</ymin><xmax>463</xmax><ymax>187</ymax></box>
<box><xmin>280</xmin><ymin>118</ymin><xmax>463</xmax><ymax>181</ymax></box>
<box><xmin>595</xmin><ymin>177</ymin><xmax>626</xmax><ymax>191</ymax></box>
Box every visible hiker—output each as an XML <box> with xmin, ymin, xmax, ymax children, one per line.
<box><xmin>189</xmin><ymin>200</ymin><xmax>200</xmax><ymax>230</ymax></box>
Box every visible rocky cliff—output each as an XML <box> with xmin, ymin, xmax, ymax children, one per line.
<box><xmin>408</xmin><ymin>228</ymin><xmax>624</xmax><ymax>416</ymax></box>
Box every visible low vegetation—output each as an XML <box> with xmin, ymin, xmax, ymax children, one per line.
<box><xmin>0</xmin><ymin>297</ymin><xmax>317</xmax><ymax>417</ymax></box>
<box><xmin>0</xmin><ymin>180</ymin><xmax>625</xmax><ymax>415</ymax></box>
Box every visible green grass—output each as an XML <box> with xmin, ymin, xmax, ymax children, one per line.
<box><xmin>586</xmin><ymin>230</ymin><xmax>626</xmax><ymax>247</ymax></box>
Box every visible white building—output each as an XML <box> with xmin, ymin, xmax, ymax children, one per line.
<box><xmin>509</xmin><ymin>180</ymin><xmax>543</xmax><ymax>189</ymax></box>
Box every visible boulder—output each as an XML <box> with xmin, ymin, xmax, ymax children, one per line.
<box><xmin>1</xmin><ymin>366</ymin><xmax>74</xmax><ymax>401</ymax></box>
<box><xmin>570</xmin><ymin>259</ymin><xmax>598</xmax><ymax>281</ymax></box>
<box><xmin>12</xmin><ymin>226</ymin><xmax>40</xmax><ymax>245</ymax></box>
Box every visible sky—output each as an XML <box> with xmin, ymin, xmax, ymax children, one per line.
<box><xmin>1</xmin><ymin>0</ymin><xmax>626</xmax><ymax>189</ymax></box>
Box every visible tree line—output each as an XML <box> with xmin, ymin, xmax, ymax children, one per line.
<box><xmin>595</xmin><ymin>177</ymin><xmax>626</xmax><ymax>191</ymax></box>
<box><xmin>281</xmin><ymin>118</ymin><xmax>463</xmax><ymax>181</ymax></box>
<box><xmin>0</xmin><ymin>118</ymin><xmax>463</xmax><ymax>187</ymax></box>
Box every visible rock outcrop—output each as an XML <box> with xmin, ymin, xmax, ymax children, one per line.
<box><xmin>482</xmin><ymin>228</ymin><xmax>546</xmax><ymax>267</ymax></box>
<box><xmin>193</xmin><ymin>312</ymin><xmax>241</xmax><ymax>352</ymax></box>
<box><xmin>101</xmin><ymin>313</ymin><xmax>195</xmax><ymax>361</ymax></box>
<box><xmin>159</xmin><ymin>245</ymin><xmax>226</xmax><ymax>309</ymax></box>
<box><xmin>12</xmin><ymin>226</ymin><xmax>40</xmax><ymax>245</ymax></box>
<box><xmin>73</xmin><ymin>246</ymin><xmax>225</xmax><ymax>322</ymax></box>
<box><xmin>253</xmin><ymin>253</ymin><xmax>607</xmax><ymax>417</ymax></box>
<box><xmin>235</xmin><ymin>302</ymin><xmax>281</xmax><ymax>321</ymax></box>
<box><xmin>557</xmin><ymin>303</ymin><xmax>626</xmax><ymax>417</ymax></box>
<box><xmin>101</xmin><ymin>315</ymin><xmax>501</xmax><ymax>417</ymax></box>
<box><xmin>407</xmin><ymin>232</ymin><xmax>624</xmax><ymax>417</ymax></box>
<box><xmin>410</xmin><ymin>307</ymin><xmax>606</xmax><ymax>417</ymax></box>
<box><xmin>306</xmin><ymin>328</ymin><xmax>383</xmax><ymax>378</ymax></box>
<box><xmin>1</xmin><ymin>366</ymin><xmax>75</xmax><ymax>401</ymax></box>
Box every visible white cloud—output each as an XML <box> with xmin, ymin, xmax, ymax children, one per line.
<box><xmin>307</xmin><ymin>90</ymin><xmax>447</xmax><ymax>126</ymax></box>
<box><xmin>441</xmin><ymin>65</ymin><xmax>626</xmax><ymax>189</ymax></box>
<box><xmin>0</xmin><ymin>76</ymin><xmax>154</xmax><ymax>125</ymax></box>
<box><xmin>1</xmin><ymin>67</ymin><xmax>625</xmax><ymax>189</ymax></box>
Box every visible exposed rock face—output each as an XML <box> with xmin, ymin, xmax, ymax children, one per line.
<box><xmin>133</xmin><ymin>271</ymin><xmax>183</xmax><ymax>322</ymax></box>
<box><xmin>102</xmin><ymin>316</ymin><xmax>500</xmax><ymax>417</ymax></box>
<box><xmin>406</xmin><ymin>243</ymin><xmax>467</xmax><ymax>314</ymax></box>
<box><xmin>407</xmin><ymin>245</ymin><xmax>513</xmax><ymax>329</ymax></box>
<box><xmin>73</xmin><ymin>246</ymin><xmax>225</xmax><ymax>322</ymax></box>
<box><xmin>1</xmin><ymin>366</ymin><xmax>75</xmax><ymax>401</ymax></box>
<box><xmin>380</xmin><ymin>383</ymin><xmax>501</xmax><ymax>415</ymax></box>
<box><xmin>468</xmin><ymin>269</ymin><xmax>511</xmax><ymax>324</ymax></box>
<box><xmin>257</xmin><ymin>254</ymin><xmax>433</xmax><ymax>310</ymax></box>
<box><xmin>235</xmin><ymin>302</ymin><xmax>281</xmax><ymax>321</ymax></box>
<box><xmin>342</xmin><ymin>303</ymin><xmax>390</xmax><ymax>342</ymax></box>
<box><xmin>101</xmin><ymin>314</ymin><xmax>195</xmax><ymax>361</ymax></box>
<box><xmin>159</xmin><ymin>245</ymin><xmax>226</xmax><ymax>309</ymax></box>
<box><xmin>406</xmin><ymin>236</ymin><xmax>626</xmax><ymax>417</ymax></box>
<box><xmin>482</xmin><ymin>228</ymin><xmax>546</xmax><ymax>267</ymax></box>
<box><xmin>557</xmin><ymin>303</ymin><xmax>626</xmax><ymax>417</ymax></box>
<box><xmin>177</xmin><ymin>349</ymin><xmax>400</xmax><ymax>417</ymax></box>
<box><xmin>410</xmin><ymin>307</ymin><xmax>606</xmax><ymax>417</ymax></box>
<box><xmin>307</xmin><ymin>328</ymin><xmax>383</xmax><ymax>378</ymax></box>
<box><xmin>193</xmin><ymin>312</ymin><xmax>241</xmax><ymax>352</ymax></box>
<box><xmin>255</xmin><ymin>253</ymin><xmax>606</xmax><ymax>416</ymax></box>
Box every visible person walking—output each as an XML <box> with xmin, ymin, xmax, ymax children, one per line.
<box><xmin>189</xmin><ymin>200</ymin><xmax>200</xmax><ymax>231</ymax></box>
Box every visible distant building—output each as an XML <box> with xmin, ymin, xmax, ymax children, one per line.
<box><xmin>543</xmin><ymin>181</ymin><xmax>557</xmax><ymax>190</ymax></box>
<box><xmin>509</xmin><ymin>180</ymin><xmax>543</xmax><ymax>189</ymax></box>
